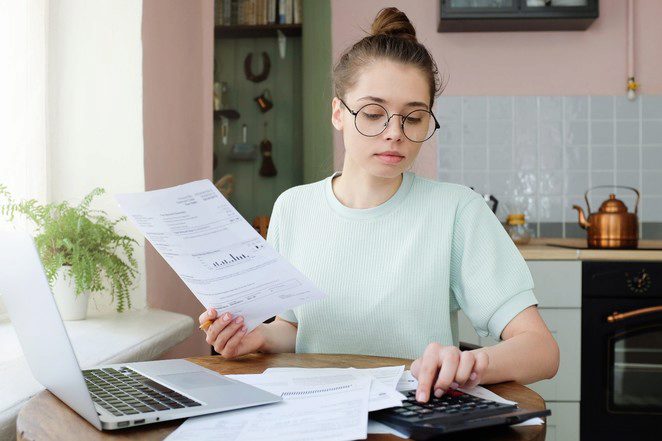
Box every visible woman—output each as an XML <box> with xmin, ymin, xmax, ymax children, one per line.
<box><xmin>200</xmin><ymin>7</ymin><xmax>559</xmax><ymax>404</ymax></box>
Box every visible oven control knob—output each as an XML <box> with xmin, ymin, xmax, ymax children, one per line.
<box><xmin>625</xmin><ymin>269</ymin><xmax>651</xmax><ymax>295</ymax></box>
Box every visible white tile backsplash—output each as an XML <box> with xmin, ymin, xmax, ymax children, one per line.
<box><xmin>643</xmin><ymin>171</ymin><xmax>662</xmax><ymax>193</ymax></box>
<box><xmin>488</xmin><ymin>96</ymin><xmax>512</xmax><ymax>119</ymax></box>
<box><xmin>590</xmin><ymin>145</ymin><xmax>614</xmax><ymax>170</ymax></box>
<box><xmin>591</xmin><ymin>121</ymin><xmax>614</xmax><ymax>145</ymax></box>
<box><xmin>462</xmin><ymin>97</ymin><xmax>488</xmax><ymax>120</ymax></box>
<box><xmin>616</xmin><ymin>145</ymin><xmax>640</xmax><ymax>171</ymax></box>
<box><xmin>565</xmin><ymin>121</ymin><xmax>588</xmax><ymax>146</ymax></box>
<box><xmin>642</xmin><ymin>196</ymin><xmax>662</xmax><ymax>222</ymax></box>
<box><xmin>463</xmin><ymin>121</ymin><xmax>487</xmax><ymax>145</ymax></box>
<box><xmin>539</xmin><ymin>96</ymin><xmax>563</xmax><ymax>121</ymax></box>
<box><xmin>515</xmin><ymin>96</ymin><xmax>538</xmax><ymax>121</ymax></box>
<box><xmin>436</xmin><ymin>95</ymin><xmax>662</xmax><ymax>226</ymax></box>
<box><xmin>615</xmin><ymin>96</ymin><xmax>640</xmax><ymax>119</ymax></box>
<box><xmin>642</xmin><ymin>120</ymin><xmax>662</xmax><ymax>145</ymax></box>
<box><xmin>642</xmin><ymin>96</ymin><xmax>662</xmax><ymax>119</ymax></box>
<box><xmin>590</xmin><ymin>96</ymin><xmax>614</xmax><ymax>119</ymax></box>
<box><xmin>489</xmin><ymin>145</ymin><xmax>512</xmax><ymax>171</ymax></box>
<box><xmin>642</xmin><ymin>146</ymin><xmax>662</xmax><ymax>170</ymax></box>
<box><xmin>439</xmin><ymin>120</ymin><xmax>462</xmax><ymax>145</ymax></box>
<box><xmin>539</xmin><ymin>171</ymin><xmax>564</xmax><ymax>195</ymax></box>
<box><xmin>592</xmin><ymin>170</ymin><xmax>615</xmax><ymax>187</ymax></box>
<box><xmin>463</xmin><ymin>146</ymin><xmax>488</xmax><ymax>170</ymax></box>
<box><xmin>616</xmin><ymin>120</ymin><xmax>640</xmax><ymax>144</ymax></box>
<box><xmin>488</xmin><ymin>120</ymin><xmax>512</xmax><ymax>145</ymax></box>
<box><xmin>437</xmin><ymin>96</ymin><xmax>462</xmax><ymax>121</ymax></box>
<box><xmin>564</xmin><ymin>96</ymin><xmax>588</xmax><ymax>120</ymax></box>
<box><xmin>564</xmin><ymin>146</ymin><xmax>589</xmax><ymax>170</ymax></box>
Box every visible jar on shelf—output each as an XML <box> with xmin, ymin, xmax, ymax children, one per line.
<box><xmin>505</xmin><ymin>213</ymin><xmax>532</xmax><ymax>245</ymax></box>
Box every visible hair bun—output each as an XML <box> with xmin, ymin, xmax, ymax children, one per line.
<box><xmin>370</xmin><ymin>7</ymin><xmax>417</xmax><ymax>42</ymax></box>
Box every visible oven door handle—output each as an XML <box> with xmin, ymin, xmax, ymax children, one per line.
<box><xmin>607</xmin><ymin>305</ymin><xmax>662</xmax><ymax>323</ymax></box>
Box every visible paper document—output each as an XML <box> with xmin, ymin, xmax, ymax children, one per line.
<box><xmin>116</xmin><ymin>180</ymin><xmax>326</xmax><ymax>330</ymax></box>
<box><xmin>367</xmin><ymin>420</ymin><xmax>408</xmax><ymax>439</ymax></box>
<box><xmin>166</xmin><ymin>374</ymin><xmax>372</xmax><ymax>441</ymax></box>
<box><xmin>398</xmin><ymin>370</ymin><xmax>544</xmax><ymax>426</ymax></box>
<box><xmin>263</xmin><ymin>366</ymin><xmax>406</xmax><ymax>411</ymax></box>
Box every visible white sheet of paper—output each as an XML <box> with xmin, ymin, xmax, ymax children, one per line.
<box><xmin>367</xmin><ymin>419</ymin><xmax>408</xmax><ymax>439</ymax></box>
<box><xmin>263</xmin><ymin>366</ymin><xmax>406</xmax><ymax>411</ymax></box>
<box><xmin>165</xmin><ymin>375</ymin><xmax>372</xmax><ymax>441</ymax></box>
<box><xmin>115</xmin><ymin>180</ymin><xmax>326</xmax><ymax>330</ymax></box>
<box><xmin>396</xmin><ymin>369</ymin><xmax>418</xmax><ymax>392</ymax></box>
<box><xmin>398</xmin><ymin>370</ymin><xmax>544</xmax><ymax>426</ymax></box>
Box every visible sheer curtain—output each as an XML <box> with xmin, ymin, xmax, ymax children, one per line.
<box><xmin>0</xmin><ymin>0</ymin><xmax>49</xmax><ymax>317</ymax></box>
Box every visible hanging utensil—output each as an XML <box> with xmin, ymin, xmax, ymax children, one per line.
<box><xmin>259</xmin><ymin>122</ymin><xmax>277</xmax><ymax>177</ymax></box>
<box><xmin>230</xmin><ymin>124</ymin><xmax>257</xmax><ymax>161</ymax></box>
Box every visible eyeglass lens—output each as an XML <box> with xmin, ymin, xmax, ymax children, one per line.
<box><xmin>354</xmin><ymin>104</ymin><xmax>436</xmax><ymax>142</ymax></box>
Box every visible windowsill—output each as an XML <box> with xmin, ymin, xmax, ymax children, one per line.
<box><xmin>0</xmin><ymin>308</ymin><xmax>194</xmax><ymax>440</ymax></box>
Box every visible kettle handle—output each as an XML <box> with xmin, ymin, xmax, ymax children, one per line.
<box><xmin>584</xmin><ymin>185</ymin><xmax>640</xmax><ymax>215</ymax></box>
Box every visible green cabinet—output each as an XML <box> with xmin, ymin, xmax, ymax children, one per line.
<box><xmin>212</xmin><ymin>0</ymin><xmax>332</xmax><ymax>223</ymax></box>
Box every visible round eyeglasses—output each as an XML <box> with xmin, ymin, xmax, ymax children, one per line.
<box><xmin>339</xmin><ymin>98</ymin><xmax>440</xmax><ymax>143</ymax></box>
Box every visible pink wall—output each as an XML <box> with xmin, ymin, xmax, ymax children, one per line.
<box><xmin>331</xmin><ymin>0</ymin><xmax>662</xmax><ymax>178</ymax></box>
<box><xmin>142</xmin><ymin>0</ymin><xmax>214</xmax><ymax>358</ymax></box>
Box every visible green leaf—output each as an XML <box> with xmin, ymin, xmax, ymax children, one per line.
<box><xmin>0</xmin><ymin>185</ymin><xmax>139</xmax><ymax>312</ymax></box>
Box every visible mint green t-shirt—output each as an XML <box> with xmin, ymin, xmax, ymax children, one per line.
<box><xmin>267</xmin><ymin>171</ymin><xmax>537</xmax><ymax>360</ymax></box>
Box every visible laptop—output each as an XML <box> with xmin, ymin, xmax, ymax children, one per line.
<box><xmin>0</xmin><ymin>231</ymin><xmax>281</xmax><ymax>430</ymax></box>
<box><xmin>371</xmin><ymin>385</ymin><xmax>551</xmax><ymax>439</ymax></box>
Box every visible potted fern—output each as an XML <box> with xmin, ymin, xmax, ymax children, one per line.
<box><xmin>0</xmin><ymin>185</ymin><xmax>138</xmax><ymax>319</ymax></box>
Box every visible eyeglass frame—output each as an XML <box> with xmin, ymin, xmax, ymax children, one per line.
<box><xmin>338</xmin><ymin>97</ymin><xmax>441</xmax><ymax>143</ymax></box>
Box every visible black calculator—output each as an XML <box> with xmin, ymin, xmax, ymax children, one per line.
<box><xmin>370</xmin><ymin>389</ymin><xmax>551</xmax><ymax>440</ymax></box>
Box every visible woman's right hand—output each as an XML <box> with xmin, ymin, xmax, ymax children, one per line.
<box><xmin>199</xmin><ymin>308</ymin><xmax>265</xmax><ymax>359</ymax></box>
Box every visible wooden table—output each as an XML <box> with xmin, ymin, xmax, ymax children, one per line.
<box><xmin>17</xmin><ymin>354</ymin><xmax>547</xmax><ymax>441</ymax></box>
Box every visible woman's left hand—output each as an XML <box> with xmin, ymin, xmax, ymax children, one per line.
<box><xmin>410</xmin><ymin>342</ymin><xmax>489</xmax><ymax>403</ymax></box>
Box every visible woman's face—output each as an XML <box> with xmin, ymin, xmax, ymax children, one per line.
<box><xmin>331</xmin><ymin>59</ymin><xmax>431</xmax><ymax>180</ymax></box>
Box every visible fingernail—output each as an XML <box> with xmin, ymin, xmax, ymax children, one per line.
<box><xmin>470</xmin><ymin>372</ymin><xmax>477</xmax><ymax>381</ymax></box>
<box><xmin>241</xmin><ymin>325</ymin><xmax>247</xmax><ymax>333</ymax></box>
<box><xmin>434</xmin><ymin>389</ymin><xmax>443</xmax><ymax>398</ymax></box>
<box><xmin>222</xmin><ymin>313</ymin><xmax>230</xmax><ymax>322</ymax></box>
<box><xmin>417</xmin><ymin>391</ymin><xmax>427</xmax><ymax>402</ymax></box>
<box><xmin>451</xmin><ymin>382</ymin><xmax>459</xmax><ymax>390</ymax></box>
<box><xmin>235</xmin><ymin>316</ymin><xmax>243</xmax><ymax>324</ymax></box>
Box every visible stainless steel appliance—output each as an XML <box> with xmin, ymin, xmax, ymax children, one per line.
<box><xmin>581</xmin><ymin>261</ymin><xmax>662</xmax><ymax>440</ymax></box>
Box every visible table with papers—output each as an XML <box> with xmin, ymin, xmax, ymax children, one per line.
<box><xmin>166</xmin><ymin>363</ymin><xmax>544</xmax><ymax>441</ymax></box>
<box><xmin>16</xmin><ymin>354</ymin><xmax>548</xmax><ymax>441</ymax></box>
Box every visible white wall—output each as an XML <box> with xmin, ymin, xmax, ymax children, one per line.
<box><xmin>48</xmin><ymin>0</ymin><xmax>146</xmax><ymax>313</ymax></box>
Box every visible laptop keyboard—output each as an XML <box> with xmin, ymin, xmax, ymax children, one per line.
<box><xmin>83</xmin><ymin>367</ymin><xmax>202</xmax><ymax>416</ymax></box>
<box><xmin>383</xmin><ymin>389</ymin><xmax>515</xmax><ymax>419</ymax></box>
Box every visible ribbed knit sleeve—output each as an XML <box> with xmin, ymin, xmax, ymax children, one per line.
<box><xmin>449</xmin><ymin>194</ymin><xmax>537</xmax><ymax>340</ymax></box>
<box><xmin>265</xmin><ymin>194</ymin><xmax>282</xmax><ymax>252</ymax></box>
<box><xmin>267</xmin><ymin>194</ymin><xmax>298</xmax><ymax>324</ymax></box>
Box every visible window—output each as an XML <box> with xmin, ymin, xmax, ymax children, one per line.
<box><xmin>0</xmin><ymin>0</ymin><xmax>49</xmax><ymax>321</ymax></box>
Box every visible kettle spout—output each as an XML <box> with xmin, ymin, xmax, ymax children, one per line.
<box><xmin>572</xmin><ymin>205</ymin><xmax>590</xmax><ymax>230</ymax></box>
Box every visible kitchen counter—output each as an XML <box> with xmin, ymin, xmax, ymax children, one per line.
<box><xmin>516</xmin><ymin>238</ymin><xmax>662</xmax><ymax>261</ymax></box>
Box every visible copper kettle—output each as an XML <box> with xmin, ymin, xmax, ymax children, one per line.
<box><xmin>572</xmin><ymin>185</ymin><xmax>640</xmax><ymax>249</ymax></box>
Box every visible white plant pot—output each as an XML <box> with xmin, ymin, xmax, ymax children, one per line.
<box><xmin>52</xmin><ymin>267</ymin><xmax>89</xmax><ymax>320</ymax></box>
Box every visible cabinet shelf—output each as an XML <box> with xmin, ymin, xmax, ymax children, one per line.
<box><xmin>214</xmin><ymin>24</ymin><xmax>302</xmax><ymax>38</ymax></box>
<box><xmin>438</xmin><ymin>0</ymin><xmax>599</xmax><ymax>32</ymax></box>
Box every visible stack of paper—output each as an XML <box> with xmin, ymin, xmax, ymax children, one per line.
<box><xmin>165</xmin><ymin>366</ymin><xmax>408</xmax><ymax>441</ymax></box>
<box><xmin>166</xmin><ymin>367</ymin><xmax>543</xmax><ymax>441</ymax></box>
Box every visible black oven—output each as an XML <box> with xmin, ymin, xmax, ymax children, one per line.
<box><xmin>581</xmin><ymin>261</ymin><xmax>662</xmax><ymax>441</ymax></box>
